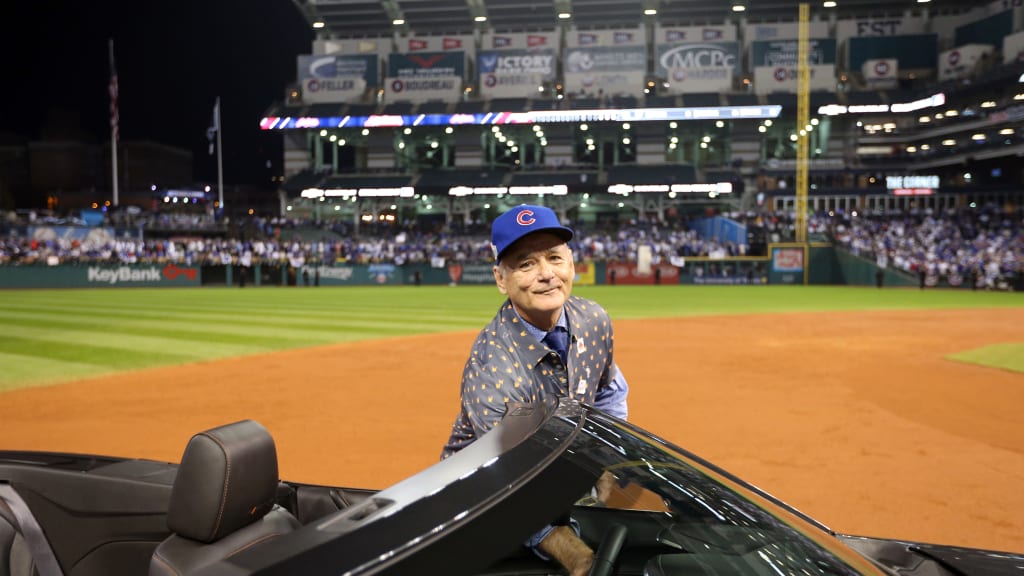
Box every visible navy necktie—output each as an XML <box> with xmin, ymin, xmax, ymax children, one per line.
<box><xmin>543</xmin><ymin>328</ymin><xmax>569</xmax><ymax>364</ymax></box>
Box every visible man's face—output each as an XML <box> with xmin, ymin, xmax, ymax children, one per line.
<box><xmin>494</xmin><ymin>231</ymin><xmax>574</xmax><ymax>330</ymax></box>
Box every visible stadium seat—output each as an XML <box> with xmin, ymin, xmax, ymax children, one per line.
<box><xmin>381</xmin><ymin>101</ymin><xmax>414</xmax><ymax>115</ymax></box>
<box><xmin>489</xmin><ymin>97</ymin><xmax>528</xmax><ymax>112</ymax></box>
<box><xmin>345</xmin><ymin>103</ymin><xmax>378</xmax><ymax>116</ymax></box>
<box><xmin>681</xmin><ymin>92</ymin><xmax>721</xmax><ymax>107</ymax></box>
<box><xmin>306</xmin><ymin>103</ymin><xmax>345</xmax><ymax>117</ymax></box>
<box><xmin>453</xmin><ymin>100</ymin><xmax>486</xmax><ymax>114</ymax></box>
<box><xmin>528</xmin><ymin>98</ymin><xmax>559</xmax><ymax>110</ymax></box>
<box><xmin>726</xmin><ymin>93</ymin><xmax>761</xmax><ymax>106</ymax></box>
<box><xmin>149</xmin><ymin>420</ymin><xmax>300</xmax><ymax>576</ymax></box>
<box><xmin>417</xmin><ymin>100</ymin><xmax>449</xmax><ymax>114</ymax></box>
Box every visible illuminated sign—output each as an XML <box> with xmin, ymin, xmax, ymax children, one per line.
<box><xmin>608</xmin><ymin>183</ymin><xmax>733</xmax><ymax>195</ymax></box>
<box><xmin>301</xmin><ymin>187</ymin><xmax>414</xmax><ymax>198</ymax></box>
<box><xmin>261</xmin><ymin>105</ymin><xmax>782</xmax><ymax>130</ymax></box>
<box><xmin>448</xmin><ymin>185</ymin><xmax>568</xmax><ymax>196</ymax></box>
<box><xmin>886</xmin><ymin>175</ymin><xmax>939</xmax><ymax>189</ymax></box>
<box><xmin>818</xmin><ymin>93</ymin><xmax>946</xmax><ymax>116</ymax></box>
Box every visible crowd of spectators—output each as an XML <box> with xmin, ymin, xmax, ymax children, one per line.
<box><xmin>822</xmin><ymin>204</ymin><xmax>1023</xmax><ymax>289</ymax></box>
<box><xmin>0</xmin><ymin>210</ymin><xmax>753</xmax><ymax>267</ymax></box>
<box><xmin>2</xmin><ymin>206</ymin><xmax>1022</xmax><ymax>290</ymax></box>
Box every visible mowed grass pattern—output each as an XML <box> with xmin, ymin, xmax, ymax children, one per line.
<box><xmin>1</xmin><ymin>285</ymin><xmax>1020</xmax><ymax>391</ymax></box>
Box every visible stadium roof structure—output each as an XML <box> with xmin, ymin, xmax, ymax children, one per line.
<box><xmin>291</xmin><ymin>0</ymin><xmax>970</xmax><ymax>38</ymax></box>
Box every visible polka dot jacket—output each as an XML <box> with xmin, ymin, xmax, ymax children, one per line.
<box><xmin>441</xmin><ymin>295</ymin><xmax>623</xmax><ymax>459</ymax></box>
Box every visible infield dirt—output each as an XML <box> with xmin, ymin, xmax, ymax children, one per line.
<box><xmin>1</xmin><ymin>308</ymin><xmax>1022</xmax><ymax>552</ymax></box>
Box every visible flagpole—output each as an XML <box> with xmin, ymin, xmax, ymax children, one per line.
<box><xmin>108</xmin><ymin>39</ymin><xmax>119</xmax><ymax>207</ymax></box>
<box><xmin>215</xmin><ymin>97</ymin><xmax>224</xmax><ymax>211</ymax></box>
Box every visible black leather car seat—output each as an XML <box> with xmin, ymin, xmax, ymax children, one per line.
<box><xmin>148</xmin><ymin>420</ymin><xmax>300</xmax><ymax>576</ymax></box>
<box><xmin>0</xmin><ymin>498</ymin><xmax>36</xmax><ymax>576</ymax></box>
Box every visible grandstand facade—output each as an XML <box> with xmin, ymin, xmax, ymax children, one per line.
<box><xmin>267</xmin><ymin>0</ymin><xmax>1024</xmax><ymax>230</ymax></box>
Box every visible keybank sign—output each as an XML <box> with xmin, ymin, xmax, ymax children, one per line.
<box><xmin>87</xmin><ymin>267</ymin><xmax>163</xmax><ymax>285</ymax></box>
<box><xmin>657</xmin><ymin>42</ymin><xmax>738</xmax><ymax>74</ymax></box>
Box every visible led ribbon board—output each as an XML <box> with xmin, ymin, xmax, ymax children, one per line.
<box><xmin>260</xmin><ymin>105</ymin><xmax>783</xmax><ymax>130</ymax></box>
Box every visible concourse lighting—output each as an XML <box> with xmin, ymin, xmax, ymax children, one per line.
<box><xmin>312</xmin><ymin>21</ymin><xmax>326</xmax><ymax>29</ymax></box>
<box><xmin>558</xmin><ymin>12</ymin><xmax>571</xmax><ymax>19</ymax></box>
<box><xmin>732</xmin><ymin>3</ymin><xmax>746</xmax><ymax>11</ymax></box>
<box><xmin>823</xmin><ymin>0</ymin><xmax>837</xmax><ymax>6</ymax></box>
<box><xmin>644</xmin><ymin>8</ymin><xmax>657</xmax><ymax>15</ymax></box>
<box><xmin>474</xmin><ymin>15</ymin><xmax>487</xmax><ymax>22</ymax></box>
<box><xmin>392</xmin><ymin>18</ymin><xmax>405</xmax><ymax>25</ymax></box>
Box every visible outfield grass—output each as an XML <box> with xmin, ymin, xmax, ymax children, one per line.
<box><xmin>948</xmin><ymin>343</ymin><xmax>1024</xmax><ymax>374</ymax></box>
<box><xmin>1</xmin><ymin>285</ymin><xmax>1020</xmax><ymax>391</ymax></box>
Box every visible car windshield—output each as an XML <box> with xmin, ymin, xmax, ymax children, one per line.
<box><xmin>564</xmin><ymin>408</ymin><xmax>886</xmax><ymax>576</ymax></box>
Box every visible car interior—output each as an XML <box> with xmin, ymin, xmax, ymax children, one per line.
<box><xmin>0</xmin><ymin>420</ymin><xmax>374</xmax><ymax>576</ymax></box>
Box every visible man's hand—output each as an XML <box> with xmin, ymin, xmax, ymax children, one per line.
<box><xmin>595</xmin><ymin>471</ymin><xmax>616</xmax><ymax>504</ymax></box>
<box><xmin>539</xmin><ymin>525</ymin><xmax>594</xmax><ymax>576</ymax></box>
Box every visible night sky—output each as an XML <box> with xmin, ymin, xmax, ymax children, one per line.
<box><xmin>3</xmin><ymin>0</ymin><xmax>313</xmax><ymax>188</ymax></box>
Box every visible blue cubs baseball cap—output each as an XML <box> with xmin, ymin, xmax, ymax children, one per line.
<box><xmin>491</xmin><ymin>204</ymin><xmax>574</xmax><ymax>261</ymax></box>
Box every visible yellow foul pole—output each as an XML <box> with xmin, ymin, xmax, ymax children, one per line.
<box><xmin>796</xmin><ymin>3</ymin><xmax>810</xmax><ymax>283</ymax></box>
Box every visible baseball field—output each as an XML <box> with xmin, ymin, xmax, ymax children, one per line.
<box><xmin>1</xmin><ymin>285</ymin><xmax>1022</xmax><ymax>553</ymax></box>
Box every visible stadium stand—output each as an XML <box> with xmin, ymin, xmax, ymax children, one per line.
<box><xmin>5</xmin><ymin>0</ymin><xmax>1023</xmax><ymax>291</ymax></box>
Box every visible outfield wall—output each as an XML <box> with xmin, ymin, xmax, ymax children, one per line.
<box><xmin>5</xmin><ymin>248</ymin><xmax>1002</xmax><ymax>290</ymax></box>
<box><xmin>0</xmin><ymin>246</ymin><xmax>873</xmax><ymax>289</ymax></box>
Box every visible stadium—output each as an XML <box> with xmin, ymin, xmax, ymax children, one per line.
<box><xmin>1</xmin><ymin>1</ymin><xmax>1023</xmax><ymax>575</ymax></box>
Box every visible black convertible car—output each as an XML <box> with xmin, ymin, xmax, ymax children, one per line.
<box><xmin>1</xmin><ymin>398</ymin><xmax>1021</xmax><ymax>576</ymax></box>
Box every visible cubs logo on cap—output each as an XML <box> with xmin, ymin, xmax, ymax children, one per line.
<box><xmin>490</xmin><ymin>204</ymin><xmax>574</xmax><ymax>261</ymax></box>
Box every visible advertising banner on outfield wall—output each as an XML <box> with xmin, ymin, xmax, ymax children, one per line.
<box><xmin>314</xmin><ymin>37</ymin><xmax>391</xmax><ymax>59</ymax></box>
<box><xmin>938</xmin><ymin>43</ymin><xmax>995</xmax><ymax>81</ymax></box>
<box><xmin>563</xmin><ymin>45</ymin><xmax>646</xmax><ymax>97</ymax></box>
<box><xmin>305</xmin><ymin>264</ymin><xmax>402</xmax><ymax>285</ymax></box>
<box><xmin>567</xmin><ymin>26</ymin><xmax>646</xmax><ymax>47</ymax></box>
<box><xmin>751</xmin><ymin>39</ymin><xmax>836</xmax><ymax>94</ymax></box>
<box><xmin>654</xmin><ymin>41</ymin><xmax>740</xmax><ymax>93</ymax></box>
<box><xmin>388</xmin><ymin>51</ymin><xmax>465</xmax><ymax>78</ymax></box>
<box><xmin>753</xmin><ymin>65</ymin><xmax>835</xmax><ymax>93</ymax></box>
<box><xmin>751</xmin><ymin>39</ymin><xmax>837</xmax><ymax>67</ymax></box>
<box><xmin>743</xmin><ymin>21</ymin><xmax>829</xmax><ymax>52</ymax></box>
<box><xmin>481</xmin><ymin>31</ymin><xmax>558</xmax><ymax>51</ymax></box>
<box><xmin>835</xmin><ymin>16</ymin><xmax>926</xmax><ymax>44</ymax></box>
<box><xmin>1004</xmin><ymin>29</ymin><xmax>1024</xmax><ymax>63</ymax></box>
<box><xmin>400</xmin><ymin>35</ymin><xmax>474</xmax><ymax>53</ymax></box>
<box><xmin>0</xmin><ymin>264</ymin><xmax>201</xmax><ymax>289</ymax></box>
<box><xmin>656</xmin><ymin>24</ymin><xmax>737</xmax><ymax>43</ymax></box>
<box><xmin>604</xmin><ymin>263</ymin><xmax>680</xmax><ymax>285</ymax></box>
<box><xmin>386</xmin><ymin>52</ymin><xmax>465</xmax><ymax>103</ymax></box>
<box><xmin>478</xmin><ymin>48</ymin><xmax>557</xmax><ymax>98</ymax></box>
<box><xmin>297</xmin><ymin>54</ymin><xmax>376</xmax><ymax>103</ymax></box>
<box><xmin>862</xmin><ymin>58</ymin><xmax>899</xmax><ymax>89</ymax></box>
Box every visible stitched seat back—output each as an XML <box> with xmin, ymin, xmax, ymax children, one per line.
<box><xmin>148</xmin><ymin>420</ymin><xmax>300</xmax><ymax>576</ymax></box>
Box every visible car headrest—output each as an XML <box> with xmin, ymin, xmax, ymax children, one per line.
<box><xmin>166</xmin><ymin>420</ymin><xmax>280</xmax><ymax>543</ymax></box>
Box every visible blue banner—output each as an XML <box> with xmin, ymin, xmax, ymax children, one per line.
<box><xmin>388</xmin><ymin>52</ymin><xmax>465</xmax><ymax>78</ymax></box>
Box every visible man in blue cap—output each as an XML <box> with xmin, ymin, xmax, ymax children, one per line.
<box><xmin>441</xmin><ymin>204</ymin><xmax>629</xmax><ymax>576</ymax></box>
